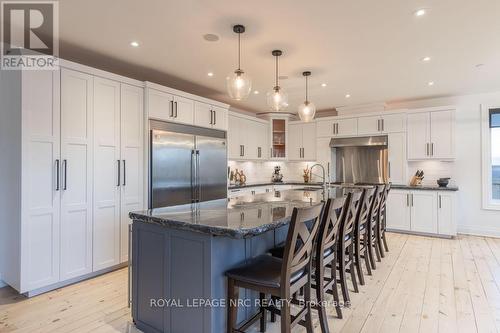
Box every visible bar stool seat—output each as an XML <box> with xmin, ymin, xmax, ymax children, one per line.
<box><xmin>226</xmin><ymin>255</ymin><xmax>306</xmax><ymax>289</ymax></box>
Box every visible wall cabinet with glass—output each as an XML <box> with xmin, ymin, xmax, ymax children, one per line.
<box><xmin>270</xmin><ymin>118</ymin><xmax>287</xmax><ymax>159</ymax></box>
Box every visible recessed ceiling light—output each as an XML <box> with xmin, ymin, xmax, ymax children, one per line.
<box><xmin>414</xmin><ymin>9</ymin><xmax>426</xmax><ymax>17</ymax></box>
<box><xmin>422</xmin><ymin>56</ymin><xmax>431</xmax><ymax>62</ymax></box>
<box><xmin>130</xmin><ymin>41</ymin><xmax>139</xmax><ymax>47</ymax></box>
<box><xmin>428</xmin><ymin>81</ymin><xmax>434</xmax><ymax>86</ymax></box>
<box><xmin>207</xmin><ymin>72</ymin><xmax>214</xmax><ymax>77</ymax></box>
<box><xmin>203</xmin><ymin>34</ymin><xmax>220</xmax><ymax>42</ymax></box>
<box><xmin>321</xmin><ymin>83</ymin><xmax>327</xmax><ymax>87</ymax></box>
<box><xmin>345</xmin><ymin>94</ymin><xmax>351</xmax><ymax>98</ymax></box>
<box><xmin>253</xmin><ymin>90</ymin><xmax>259</xmax><ymax>94</ymax></box>
<box><xmin>278</xmin><ymin>75</ymin><xmax>288</xmax><ymax>80</ymax></box>
<box><xmin>475</xmin><ymin>63</ymin><xmax>485</xmax><ymax>68</ymax></box>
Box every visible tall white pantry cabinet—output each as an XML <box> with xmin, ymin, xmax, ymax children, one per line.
<box><xmin>0</xmin><ymin>64</ymin><xmax>144</xmax><ymax>295</ymax></box>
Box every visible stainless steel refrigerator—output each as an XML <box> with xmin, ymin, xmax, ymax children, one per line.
<box><xmin>149</xmin><ymin>120</ymin><xmax>227</xmax><ymax>208</ymax></box>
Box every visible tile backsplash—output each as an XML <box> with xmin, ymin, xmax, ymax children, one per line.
<box><xmin>407</xmin><ymin>160</ymin><xmax>456</xmax><ymax>186</ymax></box>
<box><xmin>228</xmin><ymin>161</ymin><xmax>322</xmax><ymax>184</ymax></box>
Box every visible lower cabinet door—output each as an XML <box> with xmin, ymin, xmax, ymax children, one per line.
<box><xmin>386</xmin><ymin>190</ymin><xmax>411</xmax><ymax>231</ymax></box>
<box><xmin>410</xmin><ymin>191</ymin><xmax>438</xmax><ymax>234</ymax></box>
<box><xmin>437</xmin><ymin>192</ymin><xmax>456</xmax><ymax>236</ymax></box>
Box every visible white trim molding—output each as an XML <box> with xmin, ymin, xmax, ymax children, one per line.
<box><xmin>481</xmin><ymin>104</ymin><xmax>500</xmax><ymax>211</ymax></box>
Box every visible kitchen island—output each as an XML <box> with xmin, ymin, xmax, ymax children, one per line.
<box><xmin>129</xmin><ymin>188</ymin><xmax>349</xmax><ymax>333</ymax></box>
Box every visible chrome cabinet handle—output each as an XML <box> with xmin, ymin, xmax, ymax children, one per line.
<box><xmin>55</xmin><ymin>159</ymin><xmax>60</xmax><ymax>191</ymax></box>
<box><xmin>426</xmin><ymin>143</ymin><xmax>429</xmax><ymax>156</ymax></box>
<box><xmin>174</xmin><ymin>101</ymin><xmax>178</xmax><ymax>118</ymax></box>
<box><xmin>431</xmin><ymin>143</ymin><xmax>434</xmax><ymax>156</ymax></box>
<box><xmin>381</xmin><ymin>119</ymin><xmax>384</xmax><ymax>132</ymax></box>
<box><xmin>388</xmin><ymin>161</ymin><xmax>391</xmax><ymax>178</ymax></box>
<box><xmin>63</xmin><ymin>159</ymin><xmax>67</xmax><ymax>190</ymax></box>
<box><xmin>213</xmin><ymin>110</ymin><xmax>216</xmax><ymax>125</ymax></box>
<box><xmin>258</xmin><ymin>147</ymin><xmax>261</xmax><ymax>158</ymax></box>
<box><xmin>209</xmin><ymin>110</ymin><xmax>213</xmax><ymax>125</ymax></box>
<box><xmin>169</xmin><ymin>100</ymin><xmax>174</xmax><ymax>117</ymax></box>
<box><xmin>406</xmin><ymin>193</ymin><xmax>409</xmax><ymax>206</ymax></box>
<box><xmin>439</xmin><ymin>195</ymin><xmax>442</xmax><ymax>209</ymax></box>
<box><xmin>411</xmin><ymin>194</ymin><xmax>414</xmax><ymax>207</ymax></box>
<box><xmin>117</xmin><ymin>160</ymin><xmax>121</xmax><ymax>187</ymax></box>
<box><xmin>378</xmin><ymin>119</ymin><xmax>381</xmax><ymax>132</ymax></box>
<box><xmin>122</xmin><ymin>160</ymin><xmax>126</xmax><ymax>186</ymax></box>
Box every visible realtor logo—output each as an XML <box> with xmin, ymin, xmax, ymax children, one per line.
<box><xmin>1</xmin><ymin>1</ymin><xmax>59</xmax><ymax>70</ymax></box>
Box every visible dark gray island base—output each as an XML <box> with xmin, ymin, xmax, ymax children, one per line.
<box><xmin>129</xmin><ymin>189</ymin><xmax>348</xmax><ymax>333</ymax></box>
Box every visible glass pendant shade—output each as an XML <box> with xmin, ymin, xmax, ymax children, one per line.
<box><xmin>226</xmin><ymin>70</ymin><xmax>252</xmax><ymax>100</ymax></box>
<box><xmin>298</xmin><ymin>101</ymin><xmax>316</xmax><ymax>122</ymax></box>
<box><xmin>267</xmin><ymin>87</ymin><xmax>289</xmax><ymax>111</ymax></box>
<box><xmin>227</xmin><ymin>25</ymin><xmax>252</xmax><ymax>100</ymax></box>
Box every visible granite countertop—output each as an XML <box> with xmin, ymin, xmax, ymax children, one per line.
<box><xmin>130</xmin><ymin>188</ymin><xmax>351</xmax><ymax>239</ymax></box>
<box><xmin>391</xmin><ymin>184</ymin><xmax>459</xmax><ymax>191</ymax></box>
<box><xmin>228</xmin><ymin>181</ymin><xmax>323</xmax><ymax>190</ymax></box>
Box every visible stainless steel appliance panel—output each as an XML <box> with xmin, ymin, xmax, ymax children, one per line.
<box><xmin>196</xmin><ymin>136</ymin><xmax>228</xmax><ymax>202</ymax></box>
<box><xmin>151</xmin><ymin>129</ymin><xmax>195</xmax><ymax>208</ymax></box>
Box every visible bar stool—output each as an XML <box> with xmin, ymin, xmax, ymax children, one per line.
<box><xmin>312</xmin><ymin>195</ymin><xmax>349</xmax><ymax>331</ymax></box>
<box><xmin>377</xmin><ymin>184</ymin><xmax>391</xmax><ymax>256</ymax></box>
<box><xmin>353</xmin><ymin>187</ymin><xmax>376</xmax><ymax>285</ymax></box>
<box><xmin>366</xmin><ymin>185</ymin><xmax>385</xmax><ymax>269</ymax></box>
<box><xmin>226</xmin><ymin>202</ymin><xmax>324</xmax><ymax>333</ymax></box>
<box><xmin>337</xmin><ymin>191</ymin><xmax>363</xmax><ymax>305</ymax></box>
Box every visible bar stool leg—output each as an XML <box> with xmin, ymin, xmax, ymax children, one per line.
<box><xmin>227</xmin><ymin>278</ymin><xmax>239</xmax><ymax>333</ymax></box>
<box><xmin>348</xmin><ymin>245</ymin><xmax>359</xmax><ymax>293</ymax></box>
<box><xmin>382</xmin><ymin>232</ymin><xmax>389</xmax><ymax>252</ymax></box>
<box><xmin>330</xmin><ymin>258</ymin><xmax>343</xmax><ymax>318</ymax></box>
<box><xmin>280</xmin><ymin>298</ymin><xmax>291</xmax><ymax>333</ymax></box>
<box><xmin>315</xmin><ymin>264</ymin><xmax>330</xmax><ymax>333</ymax></box>
<box><xmin>304</xmin><ymin>276</ymin><xmax>314</xmax><ymax>333</ymax></box>
<box><xmin>259</xmin><ymin>293</ymin><xmax>267</xmax><ymax>332</ymax></box>
<box><xmin>354</xmin><ymin>238</ymin><xmax>365</xmax><ymax>285</ymax></box>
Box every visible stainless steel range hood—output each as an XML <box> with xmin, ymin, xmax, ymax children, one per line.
<box><xmin>329</xmin><ymin>135</ymin><xmax>388</xmax><ymax>148</ymax></box>
<box><xmin>330</xmin><ymin>135</ymin><xmax>388</xmax><ymax>184</ymax></box>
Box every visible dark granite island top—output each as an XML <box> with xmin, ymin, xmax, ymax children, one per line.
<box><xmin>129</xmin><ymin>188</ymin><xmax>349</xmax><ymax>239</ymax></box>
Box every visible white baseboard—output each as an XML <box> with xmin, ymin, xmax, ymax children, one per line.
<box><xmin>458</xmin><ymin>225</ymin><xmax>500</xmax><ymax>238</ymax></box>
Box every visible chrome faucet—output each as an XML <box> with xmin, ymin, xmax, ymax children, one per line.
<box><xmin>310</xmin><ymin>163</ymin><xmax>329</xmax><ymax>196</ymax></box>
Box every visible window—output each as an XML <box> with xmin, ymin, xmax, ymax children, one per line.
<box><xmin>491</xmin><ymin>109</ymin><xmax>500</xmax><ymax>201</ymax></box>
<box><xmin>482</xmin><ymin>106</ymin><xmax>500</xmax><ymax>210</ymax></box>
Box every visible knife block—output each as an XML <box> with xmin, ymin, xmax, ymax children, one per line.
<box><xmin>409</xmin><ymin>175</ymin><xmax>423</xmax><ymax>186</ymax></box>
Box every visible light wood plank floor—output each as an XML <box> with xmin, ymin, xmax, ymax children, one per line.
<box><xmin>2</xmin><ymin>233</ymin><xmax>500</xmax><ymax>333</ymax></box>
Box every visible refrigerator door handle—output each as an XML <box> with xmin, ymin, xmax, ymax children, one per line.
<box><xmin>196</xmin><ymin>150</ymin><xmax>201</xmax><ymax>202</ymax></box>
<box><xmin>191</xmin><ymin>149</ymin><xmax>196</xmax><ymax>203</ymax></box>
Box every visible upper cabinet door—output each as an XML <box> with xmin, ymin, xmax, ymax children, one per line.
<box><xmin>430</xmin><ymin>110</ymin><xmax>454</xmax><ymax>159</ymax></box>
<box><xmin>388</xmin><ymin>132</ymin><xmax>406</xmax><ymax>184</ymax></box>
<box><xmin>212</xmin><ymin>106</ymin><xmax>228</xmax><ymax>131</ymax></box>
<box><xmin>120</xmin><ymin>84</ymin><xmax>144</xmax><ymax>262</ymax></box>
<box><xmin>60</xmin><ymin>68</ymin><xmax>94</xmax><ymax>281</ymax></box>
<box><xmin>317</xmin><ymin>120</ymin><xmax>335</xmax><ymax>137</ymax></box>
<box><xmin>407</xmin><ymin>112</ymin><xmax>430</xmax><ymax>160</ymax></box>
<box><xmin>336</xmin><ymin>118</ymin><xmax>358</xmax><ymax>137</ymax></box>
<box><xmin>92</xmin><ymin>77</ymin><xmax>121</xmax><ymax>272</ymax></box>
<box><xmin>194</xmin><ymin>102</ymin><xmax>212</xmax><ymax>128</ymax></box>
<box><xmin>358</xmin><ymin>116</ymin><xmax>380</xmax><ymax>135</ymax></box>
<box><xmin>288</xmin><ymin>123</ymin><xmax>302</xmax><ymax>160</ymax></box>
<box><xmin>256</xmin><ymin>122</ymin><xmax>269</xmax><ymax>159</ymax></box>
<box><xmin>382</xmin><ymin>113</ymin><xmax>406</xmax><ymax>133</ymax></box>
<box><xmin>302</xmin><ymin>122</ymin><xmax>317</xmax><ymax>160</ymax></box>
<box><xmin>147</xmin><ymin>89</ymin><xmax>173</xmax><ymax>121</ymax></box>
<box><xmin>227</xmin><ymin>115</ymin><xmax>242</xmax><ymax>160</ymax></box>
<box><xmin>172</xmin><ymin>95</ymin><xmax>194</xmax><ymax>125</ymax></box>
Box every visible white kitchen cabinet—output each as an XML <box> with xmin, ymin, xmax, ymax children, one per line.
<box><xmin>388</xmin><ymin>133</ymin><xmax>406</xmax><ymax>184</ymax></box>
<box><xmin>407</xmin><ymin>108</ymin><xmax>455</xmax><ymax>160</ymax></box>
<box><xmin>289</xmin><ymin>122</ymin><xmax>317</xmax><ymax>161</ymax></box>
<box><xmin>119</xmin><ymin>84</ymin><xmax>144</xmax><ymax>262</ymax></box>
<box><xmin>317</xmin><ymin>118</ymin><xmax>357</xmax><ymax>137</ymax></box>
<box><xmin>411</xmin><ymin>191</ymin><xmax>438</xmax><ymax>234</ymax></box>
<box><xmin>147</xmin><ymin>89</ymin><xmax>172</xmax><ymax>121</ymax></box>
<box><xmin>194</xmin><ymin>102</ymin><xmax>228</xmax><ymax>130</ymax></box>
<box><xmin>60</xmin><ymin>68</ymin><xmax>94</xmax><ymax>281</ymax></box>
<box><xmin>93</xmin><ymin>77</ymin><xmax>121</xmax><ymax>271</ymax></box>
<box><xmin>358</xmin><ymin>113</ymin><xmax>406</xmax><ymax>135</ymax></box>
<box><xmin>228</xmin><ymin>113</ymin><xmax>269</xmax><ymax>161</ymax></box>
<box><xmin>20</xmin><ymin>69</ymin><xmax>62</xmax><ymax>291</ymax></box>
<box><xmin>270</xmin><ymin>117</ymin><xmax>288</xmax><ymax>159</ymax></box>
<box><xmin>172</xmin><ymin>95</ymin><xmax>194</xmax><ymax>125</ymax></box>
<box><xmin>437</xmin><ymin>192</ymin><xmax>456</xmax><ymax>236</ymax></box>
<box><xmin>386</xmin><ymin>189</ymin><xmax>455</xmax><ymax>237</ymax></box>
<box><xmin>316</xmin><ymin>137</ymin><xmax>334</xmax><ymax>181</ymax></box>
<box><xmin>255</xmin><ymin>122</ymin><xmax>269</xmax><ymax>159</ymax></box>
<box><xmin>386</xmin><ymin>190</ymin><xmax>411</xmax><ymax>231</ymax></box>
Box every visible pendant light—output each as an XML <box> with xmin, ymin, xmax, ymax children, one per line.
<box><xmin>266</xmin><ymin>50</ymin><xmax>288</xmax><ymax>111</ymax></box>
<box><xmin>297</xmin><ymin>71</ymin><xmax>316</xmax><ymax>122</ymax></box>
<box><xmin>226</xmin><ymin>24</ymin><xmax>252</xmax><ymax>100</ymax></box>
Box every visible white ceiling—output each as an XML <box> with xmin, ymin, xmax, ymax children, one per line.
<box><xmin>59</xmin><ymin>0</ymin><xmax>500</xmax><ymax>113</ymax></box>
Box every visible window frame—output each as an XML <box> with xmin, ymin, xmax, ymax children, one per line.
<box><xmin>481</xmin><ymin>104</ymin><xmax>500</xmax><ymax>210</ymax></box>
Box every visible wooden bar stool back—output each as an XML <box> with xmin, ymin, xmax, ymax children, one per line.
<box><xmin>353</xmin><ymin>187</ymin><xmax>376</xmax><ymax>285</ymax></box>
<box><xmin>377</xmin><ymin>183</ymin><xmax>391</xmax><ymax>256</ymax></box>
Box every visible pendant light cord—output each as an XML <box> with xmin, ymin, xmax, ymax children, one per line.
<box><xmin>237</xmin><ymin>33</ymin><xmax>241</xmax><ymax>71</ymax></box>
<box><xmin>275</xmin><ymin>55</ymin><xmax>279</xmax><ymax>88</ymax></box>
<box><xmin>305</xmin><ymin>75</ymin><xmax>308</xmax><ymax>102</ymax></box>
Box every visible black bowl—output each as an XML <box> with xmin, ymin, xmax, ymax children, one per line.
<box><xmin>437</xmin><ymin>178</ymin><xmax>450</xmax><ymax>187</ymax></box>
